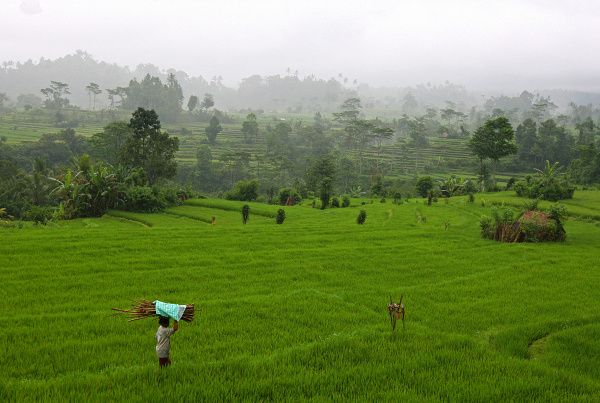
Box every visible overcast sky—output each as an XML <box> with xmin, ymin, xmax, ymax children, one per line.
<box><xmin>2</xmin><ymin>0</ymin><xmax>600</xmax><ymax>92</ymax></box>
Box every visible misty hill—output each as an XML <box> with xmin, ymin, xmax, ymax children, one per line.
<box><xmin>2</xmin><ymin>51</ymin><xmax>600</xmax><ymax>113</ymax></box>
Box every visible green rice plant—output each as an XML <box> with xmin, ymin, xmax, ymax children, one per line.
<box><xmin>2</xmin><ymin>194</ymin><xmax>600</xmax><ymax>400</ymax></box>
<box><xmin>185</xmin><ymin>198</ymin><xmax>276</xmax><ymax>218</ymax></box>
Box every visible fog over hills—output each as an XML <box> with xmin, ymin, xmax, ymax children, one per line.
<box><xmin>2</xmin><ymin>0</ymin><xmax>600</xmax><ymax>110</ymax></box>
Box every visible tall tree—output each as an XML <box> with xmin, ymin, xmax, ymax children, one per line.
<box><xmin>468</xmin><ymin>117</ymin><xmax>517</xmax><ymax>183</ymax></box>
<box><xmin>89</xmin><ymin>121</ymin><xmax>131</xmax><ymax>165</ymax></box>
<box><xmin>0</xmin><ymin>93</ymin><xmax>8</xmax><ymax>114</ymax></box>
<box><xmin>371</xmin><ymin>126</ymin><xmax>394</xmax><ymax>157</ymax></box>
<box><xmin>187</xmin><ymin>95</ymin><xmax>199</xmax><ymax>112</ymax></box>
<box><xmin>333</xmin><ymin>98</ymin><xmax>362</xmax><ymax>126</ymax></box>
<box><xmin>122</xmin><ymin>74</ymin><xmax>183</xmax><ymax>123</ymax></box>
<box><xmin>515</xmin><ymin>118</ymin><xmax>537</xmax><ymax>164</ymax></box>
<box><xmin>304</xmin><ymin>156</ymin><xmax>336</xmax><ymax>193</ymax></box>
<box><xmin>241</xmin><ymin>113</ymin><xmax>259</xmax><ymax>144</ymax></box>
<box><xmin>219</xmin><ymin>150</ymin><xmax>250</xmax><ymax>189</ymax></box>
<box><xmin>123</xmin><ymin>108</ymin><xmax>179</xmax><ymax>185</ymax></box>
<box><xmin>40</xmin><ymin>81</ymin><xmax>70</xmax><ymax>110</ymax></box>
<box><xmin>266</xmin><ymin>121</ymin><xmax>293</xmax><ymax>158</ymax></box>
<box><xmin>106</xmin><ymin>89</ymin><xmax>120</xmax><ymax>110</ymax></box>
<box><xmin>344</xmin><ymin>119</ymin><xmax>374</xmax><ymax>175</ymax></box>
<box><xmin>205</xmin><ymin>115</ymin><xmax>222</xmax><ymax>144</ymax></box>
<box><xmin>200</xmin><ymin>93</ymin><xmax>215</xmax><ymax>112</ymax></box>
<box><xmin>536</xmin><ymin>119</ymin><xmax>574</xmax><ymax>167</ymax></box>
<box><xmin>85</xmin><ymin>82</ymin><xmax>102</xmax><ymax>110</ymax></box>
<box><xmin>567</xmin><ymin>143</ymin><xmax>600</xmax><ymax>184</ymax></box>
<box><xmin>575</xmin><ymin>118</ymin><xmax>596</xmax><ymax>145</ymax></box>
<box><xmin>408</xmin><ymin>118</ymin><xmax>429</xmax><ymax>173</ymax></box>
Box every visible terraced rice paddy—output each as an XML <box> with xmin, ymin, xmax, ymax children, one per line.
<box><xmin>1</xmin><ymin>109</ymin><xmax>487</xmax><ymax>181</ymax></box>
<box><xmin>2</xmin><ymin>194</ymin><xmax>600</xmax><ymax>401</ymax></box>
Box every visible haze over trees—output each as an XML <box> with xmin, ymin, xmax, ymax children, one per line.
<box><xmin>2</xmin><ymin>51</ymin><xmax>600</xmax><ymax>222</ymax></box>
<box><xmin>3</xmin><ymin>51</ymin><xmax>599</xmax><ymax>115</ymax></box>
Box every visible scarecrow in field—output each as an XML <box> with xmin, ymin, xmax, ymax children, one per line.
<box><xmin>388</xmin><ymin>295</ymin><xmax>405</xmax><ymax>331</ymax></box>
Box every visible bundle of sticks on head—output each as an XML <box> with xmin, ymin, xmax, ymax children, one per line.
<box><xmin>110</xmin><ymin>299</ymin><xmax>197</xmax><ymax>322</ymax></box>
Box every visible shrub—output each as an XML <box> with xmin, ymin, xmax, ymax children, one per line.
<box><xmin>278</xmin><ymin>187</ymin><xmax>299</xmax><ymax>205</ymax></box>
<box><xmin>539</xmin><ymin>184</ymin><xmax>574</xmax><ymax>202</ymax></box>
<box><xmin>415</xmin><ymin>176</ymin><xmax>434</xmax><ymax>198</ymax></box>
<box><xmin>463</xmin><ymin>180</ymin><xmax>477</xmax><ymax>194</ymax></box>
<box><xmin>547</xmin><ymin>203</ymin><xmax>567</xmax><ymax>222</ymax></box>
<box><xmin>341</xmin><ymin>195</ymin><xmax>351</xmax><ymax>208</ymax></box>
<box><xmin>241</xmin><ymin>204</ymin><xmax>250</xmax><ymax>224</ymax></box>
<box><xmin>276</xmin><ymin>208</ymin><xmax>285</xmax><ymax>224</ymax></box>
<box><xmin>225</xmin><ymin>179</ymin><xmax>259</xmax><ymax>202</ymax></box>
<box><xmin>513</xmin><ymin>181</ymin><xmax>529</xmax><ymax>198</ymax></box>
<box><xmin>125</xmin><ymin>186</ymin><xmax>164</xmax><ymax>213</ymax></box>
<box><xmin>162</xmin><ymin>188</ymin><xmax>181</xmax><ymax>205</ymax></box>
<box><xmin>515</xmin><ymin>179</ymin><xmax>574</xmax><ymax>202</ymax></box>
<box><xmin>23</xmin><ymin>206</ymin><xmax>56</xmax><ymax>222</ymax></box>
<box><xmin>479</xmin><ymin>207</ymin><xmax>514</xmax><ymax>241</ymax></box>
<box><xmin>487</xmin><ymin>183</ymin><xmax>501</xmax><ymax>192</ymax></box>
<box><xmin>331</xmin><ymin>197</ymin><xmax>340</xmax><ymax>208</ymax></box>
<box><xmin>357</xmin><ymin>209</ymin><xmax>367</xmax><ymax>225</ymax></box>
<box><xmin>0</xmin><ymin>207</ymin><xmax>15</xmax><ymax>227</ymax></box>
<box><xmin>506</xmin><ymin>177</ymin><xmax>517</xmax><ymax>190</ymax></box>
<box><xmin>523</xmin><ymin>199</ymin><xmax>541</xmax><ymax>211</ymax></box>
<box><xmin>479</xmin><ymin>215</ymin><xmax>494</xmax><ymax>238</ymax></box>
<box><xmin>319</xmin><ymin>177</ymin><xmax>334</xmax><ymax>208</ymax></box>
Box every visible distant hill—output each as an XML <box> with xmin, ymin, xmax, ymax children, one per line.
<box><xmin>1</xmin><ymin>50</ymin><xmax>599</xmax><ymax>113</ymax></box>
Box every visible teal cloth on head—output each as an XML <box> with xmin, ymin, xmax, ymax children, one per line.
<box><xmin>154</xmin><ymin>300</ymin><xmax>186</xmax><ymax>321</ymax></box>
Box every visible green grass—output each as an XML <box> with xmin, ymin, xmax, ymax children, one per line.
<box><xmin>2</xmin><ymin>195</ymin><xmax>600</xmax><ymax>400</ymax></box>
<box><xmin>476</xmin><ymin>190</ymin><xmax>600</xmax><ymax>220</ymax></box>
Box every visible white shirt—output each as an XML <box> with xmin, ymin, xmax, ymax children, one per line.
<box><xmin>155</xmin><ymin>326</ymin><xmax>175</xmax><ymax>358</ymax></box>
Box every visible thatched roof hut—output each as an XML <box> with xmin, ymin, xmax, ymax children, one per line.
<box><xmin>509</xmin><ymin>210</ymin><xmax>566</xmax><ymax>242</ymax></box>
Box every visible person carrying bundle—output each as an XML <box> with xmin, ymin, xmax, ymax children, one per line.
<box><xmin>110</xmin><ymin>299</ymin><xmax>197</xmax><ymax>370</ymax></box>
<box><xmin>155</xmin><ymin>315</ymin><xmax>179</xmax><ymax>370</ymax></box>
<box><xmin>153</xmin><ymin>300</ymin><xmax>187</xmax><ymax>370</ymax></box>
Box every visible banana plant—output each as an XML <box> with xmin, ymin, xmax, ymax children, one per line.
<box><xmin>438</xmin><ymin>176</ymin><xmax>468</xmax><ymax>197</ymax></box>
<box><xmin>534</xmin><ymin>160</ymin><xmax>562</xmax><ymax>186</ymax></box>
<box><xmin>85</xmin><ymin>164</ymin><xmax>122</xmax><ymax>217</ymax></box>
<box><xmin>49</xmin><ymin>168</ymin><xmax>84</xmax><ymax>219</ymax></box>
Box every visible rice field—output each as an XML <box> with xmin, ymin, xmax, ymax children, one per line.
<box><xmin>2</xmin><ymin>195</ymin><xmax>600</xmax><ymax>401</ymax></box>
<box><xmin>1</xmin><ymin>109</ymin><xmax>484</xmax><ymax>179</ymax></box>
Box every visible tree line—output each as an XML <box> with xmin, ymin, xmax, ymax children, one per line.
<box><xmin>1</xmin><ymin>90</ymin><xmax>600</xmax><ymax>223</ymax></box>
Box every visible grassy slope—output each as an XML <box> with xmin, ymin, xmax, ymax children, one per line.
<box><xmin>1</xmin><ymin>197</ymin><xmax>600</xmax><ymax>401</ymax></box>
<box><xmin>1</xmin><ymin>109</ymin><xmax>486</xmax><ymax>180</ymax></box>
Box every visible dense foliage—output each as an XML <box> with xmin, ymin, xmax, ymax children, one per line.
<box><xmin>2</xmin><ymin>54</ymin><xmax>600</xmax><ymax>221</ymax></box>
<box><xmin>513</xmin><ymin>161</ymin><xmax>574</xmax><ymax>202</ymax></box>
